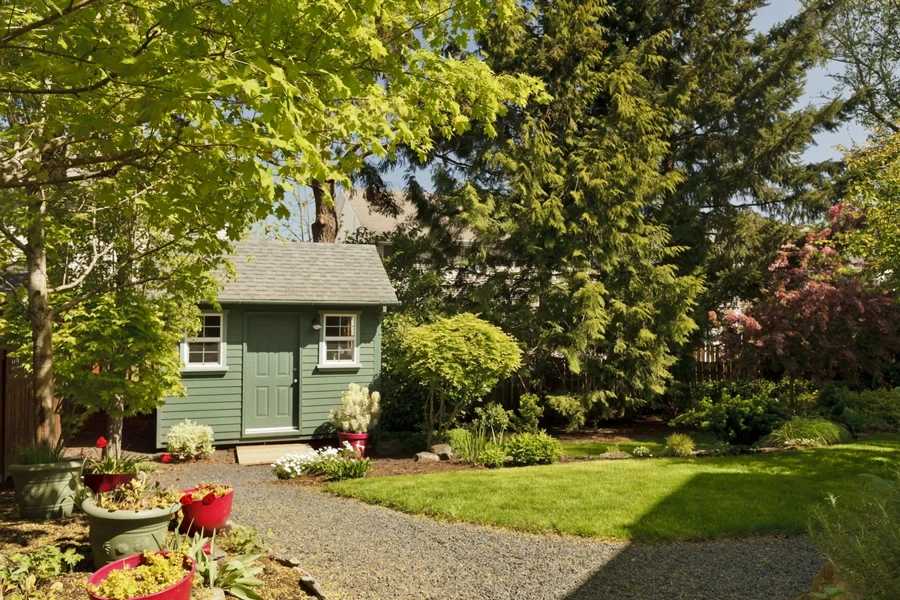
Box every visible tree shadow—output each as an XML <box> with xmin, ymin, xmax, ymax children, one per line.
<box><xmin>562</xmin><ymin>445</ymin><xmax>900</xmax><ymax>599</ymax></box>
<box><xmin>0</xmin><ymin>488</ymin><xmax>90</xmax><ymax>553</ymax></box>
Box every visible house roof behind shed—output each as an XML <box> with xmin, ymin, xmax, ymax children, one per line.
<box><xmin>218</xmin><ymin>241</ymin><xmax>399</xmax><ymax>305</ymax></box>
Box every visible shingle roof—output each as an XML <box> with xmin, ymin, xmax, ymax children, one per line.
<box><xmin>218</xmin><ymin>241</ymin><xmax>399</xmax><ymax>305</ymax></box>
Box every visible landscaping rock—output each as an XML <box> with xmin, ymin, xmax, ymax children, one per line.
<box><xmin>430</xmin><ymin>444</ymin><xmax>453</xmax><ymax>460</ymax></box>
<box><xmin>414</xmin><ymin>451</ymin><xmax>440</xmax><ymax>462</ymax></box>
<box><xmin>298</xmin><ymin>573</ymin><xmax>328</xmax><ymax>599</ymax></box>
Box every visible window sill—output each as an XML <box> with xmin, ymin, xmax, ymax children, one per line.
<box><xmin>181</xmin><ymin>366</ymin><xmax>229</xmax><ymax>375</ymax></box>
<box><xmin>315</xmin><ymin>363</ymin><xmax>361</xmax><ymax>372</ymax></box>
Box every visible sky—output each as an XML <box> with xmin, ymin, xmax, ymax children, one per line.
<box><xmin>381</xmin><ymin>1</ymin><xmax>869</xmax><ymax>191</ymax></box>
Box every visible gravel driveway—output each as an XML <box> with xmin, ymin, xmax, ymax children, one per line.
<box><xmin>160</xmin><ymin>465</ymin><xmax>821</xmax><ymax>600</ymax></box>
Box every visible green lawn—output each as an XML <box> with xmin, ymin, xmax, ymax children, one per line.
<box><xmin>329</xmin><ymin>434</ymin><xmax>900</xmax><ymax>543</ymax></box>
<box><xmin>561</xmin><ymin>432</ymin><xmax>718</xmax><ymax>457</ymax></box>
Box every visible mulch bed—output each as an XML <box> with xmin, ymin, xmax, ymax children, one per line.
<box><xmin>0</xmin><ymin>484</ymin><xmax>315</xmax><ymax>600</ymax></box>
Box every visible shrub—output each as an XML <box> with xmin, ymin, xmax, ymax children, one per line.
<box><xmin>709</xmin><ymin>442</ymin><xmax>746</xmax><ymax>456</ymax></box>
<box><xmin>817</xmin><ymin>385</ymin><xmax>900</xmax><ymax>432</ymax></box>
<box><xmin>505</xmin><ymin>431</ymin><xmax>563</xmax><ymax>466</ymax></box>
<box><xmin>767</xmin><ymin>417</ymin><xmax>851</xmax><ymax>447</ymax></box>
<box><xmin>477</xmin><ymin>445</ymin><xmax>507</xmax><ymax>469</ymax></box>
<box><xmin>165</xmin><ymin>419</ymin><xmax>214</xmax><ymax>460</ymax></box>
<box><xmin>810</xmin><ymin>472</ymin><xmax>900</xmax><ymax>599</ymax></box>
<box><xmin>512</xmin><ymin>393</ymin><xmax>544</xmax><ymax>433</ymax></box>
<box><xmin>445</xmin><ymin>428</ymin><xmax>472</xmax><ymax>454</ymax></box>
<box><xmin>474</xmin><ymin>402</ymin><xmax>512</xmax><ymax>440</ymax></box>
<box><xmin>329</xmin><ymin>383</ymin><xmax>381</xmax><ymax>433</ymax></box>
<box><xmin>447</xmin><ymin>423</ymin><xmax>492</xmax><ymax>464</ymax></box>
<box><xmin>322</xmin><ymin>456</ymin><xmax>372</xmax><ymax>481</ymax></box>
<box><xmin>673</xmin><ymin>388</ymin><xmax>788</xmax><ymax>446</ymax></box>
<box><xmin>631</xmin><ymin>446</ymin><xmax>652</xmax><ymax>458</ymax></box>
<box><xmin>660</xmin><ymin>433</ymin><xmax>695</xmax><ymax>457</ymax></box>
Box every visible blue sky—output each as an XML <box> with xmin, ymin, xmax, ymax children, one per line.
<box><xmin>382</xmin><ymin>1</ymin><xmax>868</xmax><ymax>191</ymax></box>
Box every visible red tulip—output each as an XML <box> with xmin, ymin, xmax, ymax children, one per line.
<box><xmin>202</xmin><ymin>492</ymin><xmax>215</xmax><ymax>506</ymax></box>
<box><xmin>180</xmin><ymin>494</ymin><xmax>193</xmax><ymax>505</ymax></box>
<box><xmin>160</xmin><ymin>453</ymin><xmax>172</xmax><ymax>464</ymax></box>
<box><xmin>96</xmin><ymin>436</ymin><xmax>108</xmax><ymax>449</ymax></box>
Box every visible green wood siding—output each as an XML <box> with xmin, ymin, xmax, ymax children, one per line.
<box><xmin>156</xmin><ymin>304</ymin><xmax>383</xmax><ymax>448</ymax></box>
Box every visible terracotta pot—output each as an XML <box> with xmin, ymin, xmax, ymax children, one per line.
<box><xmin>81</xmin><ymin>498</ymin><xmax>181</xmax><ymax>568</ymax></box>
<box><xmin>337</xmin><ymin>432</ymin><xmax>370</xmax><ymax>457</ymax></box>
<box><xmin>83</xmin><ymin>473</ymin><xmax>139</xmax><ymax>494</ymax></box>
<box><xmin>178</xmin><ymin>488</ymin><xmax>234</xmax><ymax>535</ymax></box>
<box><xmin>86</xmin><ymin>551</ymin><xmax>195</xmax><ymax>600</ymax></box>
<box><xmin>8</xmin><ymin>460</ymin><xmax>81</xmax><ymax>520</ymax></box>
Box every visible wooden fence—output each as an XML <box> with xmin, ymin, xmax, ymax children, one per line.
<box><xmin>691</xmin><ymin>343</ymin><xmax>734</xmax><ymax>383</ymax></box>
<box><xmin>1</xmin><ymin>350</ymin><xmax>38</xmax><ymax>481</ymax></box>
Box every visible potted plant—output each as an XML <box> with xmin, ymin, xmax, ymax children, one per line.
<box><xmin>81</xmin><ymin>479</ymin><xmax>181</xmax><ymax>568</ymax></box>
<box><xmin>83</xmin><ymin>437</ymin><xmax>144</xmax><ymax>494</ymax></box>
<box><xmin>177</xmin><ymin>483</ymin><xmax>234</xmax><ymax>535</ymax></box>
<box><xmin>7</xmin><ymin>440</ymin><xmax>81</xmax><ymax>520</ymax></box>
<box><xmin>86</xmin><ymin>551</ymin><xmax>195</xmax><ymax>600</ymax></box>
<box><xmin>329</xmin><ymin>383</ymin><xmax>380</xmax><ymax>457</ymax></box>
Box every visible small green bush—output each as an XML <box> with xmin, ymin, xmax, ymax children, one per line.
<box><xmin>767</xmin><ymin>417</ymin><xmax>851</xmax><ymax>447</ymax></box>
<box><xmin>505</xmin><ymin>431</ymin><xmax>563</xmax><ymax>466</ymax></box>
<box><xmin>322</xmin><ymin>456</ymin><xmax>372</xmax><ymax>481</ymax></box>
<box><xmin>709</xmin><ymin>441</ymin><xmax>746</xmax><ymax>456</ymax></box>
<box><xmin>477</xmin><ymin>445</ymin><xmax>507</xmax><ymax>468</ymax></box>
<box><xmin>810</xmin><ymin>472</ymin><xmax>900</xmax><ymax>599</ymax></box>
<box><xmin>165</xmin><ymin>419</ymin><xmax>214</xmax><ymax>460</ymax></box>
<box><xmin>512</xmin><ymin>393</ymin><xmax>544</xmax><ymax>433</ymax></box>
<box><xmin>474</xmin><ymin>402</ymin><xmax>512</xmax><ymax>439</ymax></box>
<box><xmin>445</xmin><ymin>428</ymin><xmax>473</xmax><ymax>455</ymax></box>
<box><xmin>818</xmin><ymin>385</ymin><xmax>900</xmax><ymax>432</ymax></box>
<box><xmin>660</xmin><ymin>433</ymin><xmax>695</xmax><ymax>457</ymax></box>
<box><xmin>673</xmin><ymin>389</ymin><xmax>788</xmax><ymax>446</ymax></box>
<box><xmin>631</xmin><ymin>446</ymin><xmax>652</xmax><ymax>458</ymax></box>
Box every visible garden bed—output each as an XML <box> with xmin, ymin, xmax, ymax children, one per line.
<box><xmin>0</xmin><ymin>484</ymin><xmax>315</xmax><ymax>600</ymax></box>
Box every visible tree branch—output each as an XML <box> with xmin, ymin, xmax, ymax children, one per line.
<box><xmin>0</xmin><ymin>0</ymin><xmax>104</xmax><ymax>47</ymax></box>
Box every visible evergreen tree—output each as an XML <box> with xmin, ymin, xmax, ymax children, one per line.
<box><xmin>379</xmin><ymin>0</ymin><xmax>848</xmax><ymax>418</ymax></box>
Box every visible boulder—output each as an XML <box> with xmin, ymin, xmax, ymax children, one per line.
<box><xmin>414</xmin><ymin>451</ymin><xmax>440</xmax><ymax>462</ymax></box>
<box><xmin>430</xmin><ymin>444</ymin><xmax>453</xmax><ymax>460</ymax></box>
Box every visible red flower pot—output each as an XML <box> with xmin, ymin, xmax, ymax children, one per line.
<box><xmin>87</xmin><ymin>552</ymin><xmax>195</xmax><ymax>600</ymax></box>
<box><xmin>337</xmin><ymin>432</ymin><xmax>370</xmax><ymax>457</ymax></box>
<box><xmin>83</xmin><ymin>473</ymin><xmax>138</xmax><ymax>494</ymax></box>
<box><xmin>178</xmin><ymin>488</ymin><xmax>234</xmax><ymax>535</ymax></box>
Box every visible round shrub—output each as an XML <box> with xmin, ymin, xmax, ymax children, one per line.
<box><xmin>660</xmin><ymin>433</ymin><xmax>695</xmax><ymax>457</ymax></box>
<box><xmin>631</xmin><ymin>445</ymin><xmax>653</xmax><ymax>458</ymax></box>
<box><xmin>767</xmin><ymin>417</ymin><xmax>851</xmax><ymax>447</ymax></box>
<box><xmin>673</xmin><ymin>390</ymin><xmax>788</xmax><ymax>446</ymax></box>
<box><xmin>165</xmin><ymin>419</ymin><xmax>214</xmax><ymax>460</ymax></box>
<box><xmin>505</xmin><ymin>431</ymin><xmax>563</xmax><ymax>466</ymax></box>
<box><xmin>477</xmin><ymin>445</ymin><xmax>507</xmax><ymax>469</ymax></box>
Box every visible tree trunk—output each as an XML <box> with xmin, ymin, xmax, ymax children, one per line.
<box><xmin>26</xmin><ymin>192</ymin><xmax>60</xmax><ymax>445</ymax></box>
<box><xmin>311</xmin><ymin>179</ymin><xmax>338</xmax><ymax>242</ymax></box>
<box><xmin>104</xmin><ymin>397</ymin><xmax>125</xmax><ymax>459</ymax></box>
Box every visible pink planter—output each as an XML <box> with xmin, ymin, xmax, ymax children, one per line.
<box><xmin>337</xmin><ymin>432</ymin><xmax>370</xmax><ymax>457</ymax></box>
<box><xmin>178</xmin><ymin>488</ymin><xmax>234</xmax><ymax>535</ymax></box>
<box><xmin>87</xmin><ymin>552</ymin><xmax>195</xmax><ymax>600</ymax></box>
<box><xmin>83</xmin><ymin>473</ymin><xmax>138</xmax><ymax>494</ymax></box>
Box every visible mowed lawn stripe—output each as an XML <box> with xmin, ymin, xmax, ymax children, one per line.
<box><xmin>327</xmin><ymin>436</ymin><xmax>900</xmax><ymax>543</ymax></box>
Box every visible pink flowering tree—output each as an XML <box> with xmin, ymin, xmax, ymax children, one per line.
<box><xmin>715</xmin><ymin>207</ymin><xmax>900</xmax><ymax>409</ymax></box>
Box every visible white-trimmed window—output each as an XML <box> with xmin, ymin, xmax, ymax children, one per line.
<box><xmin>319</xmin><ymin>313</ymin><xmax>359</xmax><ymax>366</ymax></box>
<box><xmin>182</xmin><ymin>313</ymin><xmax>226</xmax><ymax>370</ymax></box>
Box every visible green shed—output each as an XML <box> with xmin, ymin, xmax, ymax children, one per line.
<box><xmin>155</xmin><ymin>241</ymin><xmax>399</xmax><ymax>448</ymax></box>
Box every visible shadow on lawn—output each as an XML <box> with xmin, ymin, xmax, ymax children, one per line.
<box><xmin>562</xmin><ymin>444</ymin><xmax>900</xmax><ymax>600</ymax></box>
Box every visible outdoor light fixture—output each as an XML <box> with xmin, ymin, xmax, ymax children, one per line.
<box><xmin>312</xmin><ymin>316</ymin><xmax>321</xmax><ymax>330</ymax></box>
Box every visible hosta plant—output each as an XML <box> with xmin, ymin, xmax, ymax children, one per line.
<box><xmin>165</xmin><ymin>419</ymin><xmax>214</xmax><ymax>460</ymax></box>
<box><xmin>329</xmin><ymin>383</ymin><xmax>381</xmax><ymax>433</ymax></box>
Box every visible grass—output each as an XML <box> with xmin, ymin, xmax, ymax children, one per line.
<box><xmin>328</xmin><ymin>434</ymin><xmax>900</xmax><ymax>543</ymax></box>
<box><xmin>560</xmin><ymin>431</ymin><xmax>717</xmax><ymax>457</ymax></box>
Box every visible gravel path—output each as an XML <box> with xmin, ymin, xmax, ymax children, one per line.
<box><xmin>160</xmin><ymin>465</ymin><xmax>821</xmax><ymax>600</ymax></box>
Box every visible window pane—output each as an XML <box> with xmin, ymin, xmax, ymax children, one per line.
<box><xmin>325</xmin><ymin>340</ymin><xmax>353</xmax><ymax>362</ymax></box>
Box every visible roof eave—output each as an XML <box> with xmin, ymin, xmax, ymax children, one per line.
<box><xmin>214</xmin><ymin>298</ymin><xmax>401</xmax><ymax>306</ymax></box>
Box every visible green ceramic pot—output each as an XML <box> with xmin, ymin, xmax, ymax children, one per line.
<box><xmin>8</xmin><ymin>460</ymin><xmax>81</xmax><ymax>520</ymax></box>
<box><xmin>81</xmin><ymin>498</ymin><xmax>181</xmax><ymax>568</ymax></box>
